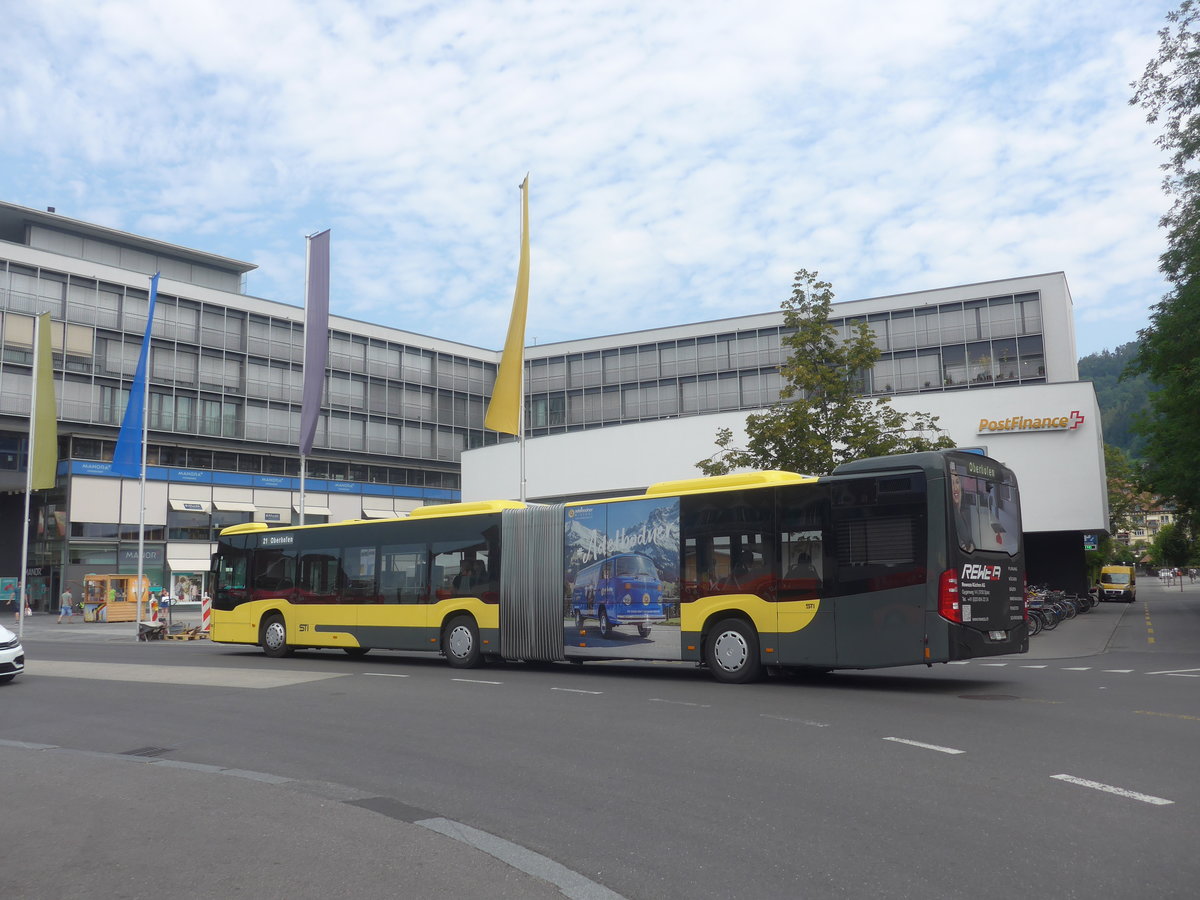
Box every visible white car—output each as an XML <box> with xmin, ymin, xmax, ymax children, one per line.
<box><xmin>0</xmin><ymin>623</ymin><xmax>24</xmax><ymax>684</ymax></box>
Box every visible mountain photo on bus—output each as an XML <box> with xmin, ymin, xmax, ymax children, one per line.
<box><xmin>564</xmin><ymin>497</ymin><xmax>680</xmax><ymax>657</ymax></box>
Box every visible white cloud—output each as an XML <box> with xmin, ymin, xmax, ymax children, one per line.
<box><xmin>0</xmin><ymin>0</ymin><xmax>1180</xmax><ymax>356</ymax></box>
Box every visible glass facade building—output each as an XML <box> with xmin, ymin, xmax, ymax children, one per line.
<box><xmin>0</xmin><ymin>200</ymin><xmax>1070</xmax><ymax>606</ymax></box>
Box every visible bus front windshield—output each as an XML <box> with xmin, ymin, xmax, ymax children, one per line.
<box><xmin>949</xmin><ymin>457</ymin><xmax>1020</xmax><ymax>555</ymax></box>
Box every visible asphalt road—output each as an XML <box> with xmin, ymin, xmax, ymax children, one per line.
<box><xmin>4</xmin><ymin>577</ymin><xmax>1199</xmax><ymax>899</ymax></box>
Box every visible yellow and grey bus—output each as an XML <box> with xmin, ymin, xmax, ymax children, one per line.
<box><xmin>210</xmin><ymin>449</ymin><xmax>1027</xmax><ymax>682</ymax></box>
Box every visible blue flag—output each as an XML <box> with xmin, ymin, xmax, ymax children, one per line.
<box><xmin>111</xmin><ymin>273</ymin><xmax>159</xmax><ymax>477</ymax></box>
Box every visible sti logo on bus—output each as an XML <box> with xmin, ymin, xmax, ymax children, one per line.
<box><xmin>961</xmin><ymin>564</ymin><xmax>1002</xmax><ymax>581</ymax></box>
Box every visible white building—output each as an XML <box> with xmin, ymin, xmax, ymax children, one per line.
<box><xmin>0</xmin><ymin>199</ymin><xmax>1105</xmax><ymax>602</ymax></box>
<box><xmin>463</xmin><ymin>274</ymin><xmax>1107</xmax><ymax>593</ymax></box>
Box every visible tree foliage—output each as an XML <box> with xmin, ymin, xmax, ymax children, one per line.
<box><xmin>697</xmin><ymin>269</ymin><xmax>954</xmax><ymax>477</ymax></box>
<box><xmin>1077</xmin><ymin>342</ymin><xmax>1153</xmax><ymax>460</ymax></box>
<box><xmin>1129</xmin><ymin>1</ymin><xmax>1200</xmax><ymax>533</ymax></box>
<box><xmin>1103</xmin><ymin>443</ymin><xmax>1142</xmax><ymax>537</ymax></box>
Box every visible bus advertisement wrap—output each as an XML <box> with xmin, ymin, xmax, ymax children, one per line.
<box><xmin>565</xmin><ymin>497</ymin><xmax>680</xmax><ymax>658</ymax></box>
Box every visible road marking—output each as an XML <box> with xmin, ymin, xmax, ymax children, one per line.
<box><xmin>1050</xmin><ymin>774</ymin><xmax>1173</xmax><ymax>806</ymax></box>
<box><xmin>25</xmin><ymin>660</ymin><xmax>347</xmax><ymax>689</ymax></box>
<box><xmin>761</xmin><ymin>714</ymin><xmax>829</xmax><ymax>727</ymax></box>
<box><xmin>882</xmin><ymin>737</ymin><xmax>965</xmax><ymax>755</ymax></box>
<box><xmin>1136</xmin><ymin>710</ymin><xmax>1200</xmax><ymax>722</ymax></box>
<box><xmin>979</xmin><ymin>663</ymin><xmax>1008</xmax><ymax>667</ymax></box>
<box><xmin>1146</xmin><ymin>667</ymin><xmax>1200</xmax><ymax>676</ymax></box>
<box><xmin>1102</xmin><ymin>669</ymin><xmax>1134</xmax><ymax>673</ymax></box>
<box><xmin>364</xmin><ymin>672</ymin><xmax>410</xmax><ymax>678</ymax></box>
<box><xmin>649</xmin><ymin>698</ymin><xmax>711</xmax><ymax>708</ymax></box>
<box><xmin>1020</xmin><ymin>664</ymin><xmax>1048</xmax><ymax>669</ymax></box>
<box><xmin>418</xmin><ymin>817</ymin><xmax>627</xmax><ymax>900</ymax></box>
<box><xmin>946</xmin><ymin>661</ymin><xmax>970</xmax><ymax>665</ymax></box>
<box><xmin>551</xmin><ymin>687</ymin><xmax>602</xmax><ymax>695</ymax></box>
<box><xmin>1062</xmin><ymin>667</ymin><xmax>1092</xmax><ymax>671</ymax></box>
<box><xmin>451</xmin><ymin>678</ymin><xmax>503</xmax><ymax>685</ymax></box>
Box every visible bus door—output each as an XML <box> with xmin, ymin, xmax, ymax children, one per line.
<box><xmin>364</xmin><ymin>541</ymin><xmax>429</xmax><ymax>650</ymax></box>
<box><xmin>829</xmin><ymin>474</ymin><xmax>928</xmax><ymax>667</ymax></box>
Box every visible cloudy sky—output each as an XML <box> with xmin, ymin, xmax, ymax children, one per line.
<box><xmin>0</xmin><ymin>0</ymin><xmax>1179</xmax><ymax>357</ymax></box>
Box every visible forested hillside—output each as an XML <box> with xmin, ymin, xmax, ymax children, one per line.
<box><xmin>1078</xmin><ymin>341</ymin><xmax>1153</xmax><ymax>459</ymax></box>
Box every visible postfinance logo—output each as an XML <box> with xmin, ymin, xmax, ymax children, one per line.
<box><xmin>977</xmin><ymin>410</ymin><xmax>1086</xmax><ymax>434</ymax></box>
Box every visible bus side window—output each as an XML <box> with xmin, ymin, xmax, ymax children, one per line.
<box><xmin>298</xmin><ymin>549</ymin><xmax>342</xmax><ymax>604</ymax></box>
<box><xmin>380</xmin><ymin>544</ymin><xmax>427</xmax><ymax>604</ymax></box>
<box><xmin>343</xmin><ymin>545</ymin><xmax>379</xmax><ymax>603</ymax></box>
<box><xmin>253</xmin><ymin>550</ymin><xmax>295</xmax><ymax>601</ymax></box>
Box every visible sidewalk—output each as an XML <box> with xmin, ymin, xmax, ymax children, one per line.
<box><xmin>1018</xmin><ymin>576</ymin><xmax>1197</xmax><ymax>660</ymax></box>
<box><xmin>12</xmin><ymin>605</ymin><xmax>203</xmax><ymax>642</ymax></box>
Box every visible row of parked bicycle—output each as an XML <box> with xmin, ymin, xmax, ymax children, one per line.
<box><xmin>1024</xmin><ymin>586</ymin><xmax>1099</xmax><ymax>637</ymax></box>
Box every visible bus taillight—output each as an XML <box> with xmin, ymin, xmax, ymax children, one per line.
<box><xmin>938</xmin><ymin>569</ymin><xmax>961</xmax><ymax>623</ymax></box>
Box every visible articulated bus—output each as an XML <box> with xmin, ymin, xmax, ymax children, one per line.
<box><xmin>210</xmin><ymin>450</ymin><xmax>1027</xmax><ymax>683</ymax></box>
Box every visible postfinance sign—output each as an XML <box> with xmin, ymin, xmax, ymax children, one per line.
<box><xmin>977</xmin><ymin>410</ymin><xmax>1086</xmax><ymax>435</ymax></box>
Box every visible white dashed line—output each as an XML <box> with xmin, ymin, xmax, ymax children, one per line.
<box><xmin>1050</xmin><ymin>774</ymin><xmax>1173</xmax><ymax>806</ymax></box>
<box><xmin>551</xmin><ymin>687</ymin><xmax>603</xmax><ymax>695</ymax></box>
<box><xmin>1020</xmin><ymin>665</ymin><xmax>1048</xmax><ymax>668</ymax></box>
<box><xmin>1102</xmin><ymin>669</ymin><xmax>1134</xmax><ymax>673</ymax></box>
<box><xmin>649</xmin><ymin>698</ymin><xmax>711</xmax><ymax>708</ymax></box>
<box><xmin>882</xmin><ymin>737</ymin><xmax>965</xmax><ymax>755</ymax></box>
<box><xmin>1062</xmin><ymin>667</ymin><xmax>1092</xmax><ymax>671</ymax></box>
<box><xmin>364</xmin><ymin>672</ymin><xmax>410</xmax><ymax>678</ymax></box>
<box><xmin>761</xmin><ymin>714</ymin><xmax>830</xmax><ymax>727</ymax></box>
<box><xmin>451</xmin><ymin>678</ymin><xmax>503</xmax><ymax>685</ymax></box>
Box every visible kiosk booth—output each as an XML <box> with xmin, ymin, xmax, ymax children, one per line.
<box><xmin>83</xmin><ymin>574</ymin><xmax>150</xmax><ymax>623</ymax></box>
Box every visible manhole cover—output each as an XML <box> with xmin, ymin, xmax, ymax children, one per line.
<box><xmin>958</xmin><ymin>694</ymin><xmax>1018</xmax><ymax>701</ymax></box>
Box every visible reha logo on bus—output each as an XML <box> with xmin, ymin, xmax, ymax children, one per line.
<box><xmin>572</xmin><ymin>552</ymin><xmax>666</xmax><ymax>632</ymax></box>
<box><xmin>961</xmin><ymin>564</ymin><xmax>1002</xmax><ymax>581</ymax></box>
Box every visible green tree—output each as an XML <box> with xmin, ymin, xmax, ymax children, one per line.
<box><xmin>1151</xmin><ymin>523</ymin><xmax>1192</xmax><ymax>569</ymax></box>
<box><xmin>1129</xmin><ymin>1</ymin><xmax>1200</xmax><ymax>532</ymax></box>
<box><xmin>697</xmin><ymin>269</ymin><xmax>954</xmax><ymax>477</ymax></box>
<box><xmin>1103</xmin><ymin>443</ymin><xmax>1141</xmax><ymax>538</ymax></box>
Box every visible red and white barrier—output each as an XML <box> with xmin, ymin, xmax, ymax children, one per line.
<box><xmin>201</xmin><ymin>594</ymin><xmax>211</xmax><ymax>632</ymax></box>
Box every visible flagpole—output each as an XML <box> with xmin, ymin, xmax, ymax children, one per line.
<box><xmin>483</xmin><ymin>175</ymin><xmax>531</xmax><ymax>501</ymax></box>
<box><xmin>300</xmin><ymin>235</ymin><xmax>310</xmax><ymax>527</ymax></box>
<box><xmin>16</xmin><ymin>317</ymin><xmax>46</xmax><ymax>641</ymax></box>
<box><xmin>134</xmin><ymin>277</ymin><xmax>156</xmax><ymax>630</ymax></box>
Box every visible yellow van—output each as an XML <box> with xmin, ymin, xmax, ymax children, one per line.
<box><xmin>1098</xmin><ymin>565</ymin><xmax>1136</xmax><ymax>603</ymax></box>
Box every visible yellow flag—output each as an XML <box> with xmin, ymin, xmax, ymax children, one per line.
<box><xmin>484</xmin><ymin>176</ymin><xmax>530</xmax><ymax>435</ymax></box>
<box><xmin>31</xmin><ymin>313</ymin><xmax>58</xmax><ymax>490</ymax></box>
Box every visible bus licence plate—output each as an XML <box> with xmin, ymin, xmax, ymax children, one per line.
<box><xmin>988</xmin><ymin>631</ymin><xmax>1006</xmax><ymax>641</ymax></box>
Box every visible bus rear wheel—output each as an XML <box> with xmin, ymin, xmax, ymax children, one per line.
<box><xmin>261</xmin><ymin>615</ymin><xmax>292</xmax><ymax>659</ymax></box>
<box><xmin>443</xmin><ymin>615</ymin><xmax>482</xmax><ymax>668</ymax></box>
<box><xmin>705</xmin><ymin>618</ymin><xmax>762</xmax><ymax>684</ymax></box>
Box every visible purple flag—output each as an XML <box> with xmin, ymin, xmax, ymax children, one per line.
<box><xmin>299</xmin><ymin>230</ymin><xmax>330</xmax><ymax>455</ymax></box>
<box><xmin>111</xmin><ymin>273</ymin><xmax>159</xmax><ymax>477</ymax></box>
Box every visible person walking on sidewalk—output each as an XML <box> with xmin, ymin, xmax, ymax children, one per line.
<box><xmin>57</xmin><ymin>587</ymin><xmax>75</xmax><ymax>624</ymax></box>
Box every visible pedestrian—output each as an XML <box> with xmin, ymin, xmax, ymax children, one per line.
<box><xmin>57</xmin><ymin>586</ymin><xmax>75</xmax><ymax>624</ymax></box>
<box><xmin>5</xmin><ymin>585</ymin><xmax>17</xmax><ymax>623</ymax></box>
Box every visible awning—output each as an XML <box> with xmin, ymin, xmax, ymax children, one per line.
<box><xmin>361</xmin><ymin>507</ymin><xmax>398</xmax><ymax>519</ymax></box>
<box><xmin>293</xmin><ymin>505</ymin><xmax>332</xmax><ymax>517</ymax></box>
<box><xmin>213</xmin><ymin>500</ymin><xmax>256</xmax><ymax>512</ymax></box>
<box><xmin>169</xmin><ymin>499</ymin><xmax>211</xmax><ymax>514</ymax></box>
<box><xmin>167</xmin><ymin>559</ymin><xmax>209</xmax><ymax>573</ymax></box>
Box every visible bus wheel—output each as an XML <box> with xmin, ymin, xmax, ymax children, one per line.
<box><xmin>343</xmin><ymin>647</ymin><xmax>370</xmax><ymax>658</ymax></box>
<box><xmin>598</xmin><ymin>607</ymin><xmax>613</xmax><ymax>638</ymax></box>
<box><xmin>637</xmin><ymin>624</ymin><xmax>651</xmax><ymax>638</ymax></box>
<box><xmin>443</xmin><ymin>615</ymin><xmax>482</xmax><ymax>668</ymax></box>
<box><xmin>705</xmin><ymin>618</ymin><xmax>762</xmax><ymax>684</ymax></box>
<box><xmin>261</xmin><ymin>615</ymin><xmax>292</xmax><ymax>659</ymax></box>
